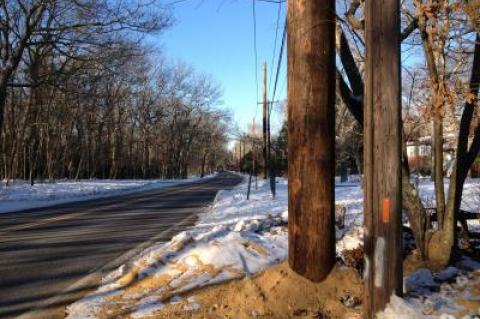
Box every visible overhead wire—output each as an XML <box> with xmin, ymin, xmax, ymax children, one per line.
<box><xmin>268</xmin><ymin>1</ymin><xmax>283</xmax><ymax>95</ymax></box>
<box><xmin>252</xmin><ymin>0</ymin><xmax>260</xmax><ymax>120</ymax></box>
<box><xmin>270</xmin><ymin>19</ymin><xmax>286</xmax><ymax>114</ymax></box>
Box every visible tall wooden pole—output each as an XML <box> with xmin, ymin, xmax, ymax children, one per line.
<box><xmin>252</xmin><ymin>118</ymin><xmax>256</xmax><ymax>176</ymax></box>
<box><xmin>239</xmin><ymin>138</ymin><xmax>243</xmax><ymax>172</ymax></box>
<box><xmin>253</xmin><ymin>118</ymin><xmax>258</xmax><ymax>189</ymax></box>
<box><xmin>262</xmin><ymin>62</ymin><xmax>268</xmax><ymax>179</ymax></box>
<box><xmin>287</xmin><ymin>0</ymin><xmax>336</xmax><ymax>282</ymax></box>
<box><xmin>237</xmin><ymin>144</ymin><xmax>241</xmax><ymax>172</ymax></box>
<box><xmin>267</xmin><ymin>102</ymin><xmax>271</xmax><ymax>164</ymax></box>
<box><xmin>364</xmin><ymin>0</ymin><xmax>402</xmax><ymax>316</ymax></box>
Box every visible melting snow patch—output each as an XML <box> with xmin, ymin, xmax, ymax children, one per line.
<box><xmin>184</xmin><ymin>296</ymin><xmax>201</xmax><ymax>312</ymax></box>
<box><xmin>65</xmin><ymin>283</ymin><xmax>122</xmax><ymax>319</ymax></box>
<box><xmin>65</xmin><ymin>177</ymin><xmax>480</xmax><ymax>318</ymax></box>
<box><xmin>130</xmin><ymin>296</ymin><xmax>165</xmax><ymax>318</ymax></box>
<box><xmin>405</xmin><ymin>269</ymin><xmax>437</xmax><ymax>295</ymax></box>
<box><xmin>435</xmin><ymin>267</ymin><xmax>460</xmax><ymax>282</ymax></box>
<box><xmin>377</xmin><ymin>295</ymin><xmax>424</xmax><ymax>319</ymax></box>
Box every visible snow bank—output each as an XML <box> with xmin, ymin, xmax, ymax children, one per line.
<box><xmin>0</xmin><ymin>174</ymin><xmax>215</xmax><ymax>213</ymax></box>
<box><xmin>66</xmin><ymin>177</ymin><xmax>364</xmax><ymax>318</ymax></box>
<box><xmin>417</xmin><ymin>178</ymin><xmax>480</xmax><ymax>231</ymax></box>
<box><xmin>379</xmin><ymin>259</ymin><xmax>480</xmax><ymax>318</ymax></box>
<box><xmin>65</xmin><ymin>177</ymin><xmax>480</xmax><ymax>318</ymax></box>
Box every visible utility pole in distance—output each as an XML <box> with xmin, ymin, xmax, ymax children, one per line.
<box><xmin>239</xmin><ymin>137</ymin><xmax>243</xmax><ymax>172</ymax></box>
<box><xmin>262</xmin><ymin>62</ymin><xmax>268</xmax><ymax>179</ymax></box>
<box><xmin>364</xmin><ymin>0</ymin><xmax>402</xmax><ymax>316</ymax></box>
<box><xmin>252</xmin><ymin>118</ymin><xmax>256</xmax><ymax>177</ymax></box>
<box><xmin>267</xmin><ymin>101</ymin><xmax>271</xmax><ymax>166</ymax></box>
<box><xmin>287</xmin><ymin>0</ymin><xmax>336</xmax><ymax>281</ymax></box>
<box><xmin>252</xmin><ymin>118</ymin><xmax>258</xmax><ymax>189</ymax></box>
<box><xmin>267</xmin><ymin>100</ymin><xmax>275</xmax><ymax>198</ymax></box>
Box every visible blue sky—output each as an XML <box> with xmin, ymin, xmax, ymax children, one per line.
<box><xmin>151</xmin><ymin>0</ymin><xmax>287</xmax><ymax>134</ymax></box>
<box><xmin>148</xmin><ymin>0</ymin><xmax>428</xmax><ymax>137</ymax></box>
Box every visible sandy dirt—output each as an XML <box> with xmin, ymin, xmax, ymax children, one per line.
<box><xmin>125</xmin><ymin>262</ymin><xmax>364</xmax><ymax>319</ymax></box>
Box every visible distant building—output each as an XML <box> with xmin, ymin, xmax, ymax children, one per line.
<box><xmin>406</xmin><ymin>133</ymin><xmax>457</xmax><ymax>176</ymax></box>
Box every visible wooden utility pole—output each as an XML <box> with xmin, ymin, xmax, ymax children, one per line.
<box><xmin>262</xmin><ymin>62</ymin><xmax>268</xmax><ymax>179</ymax></box>
<box><xmin>364</xmin><ymin>0</ymin><xmax>403</xmax><ymax>316</ymax></box>
<box><xmin>252</xmin><ymin>118</ymin><xmax>257</xmax><ymax>178</ymax></box>
<box><xmin>253</xmin><ymin>118</ymin><xmax>258</xmax><ymax>189</ymax></box>
<box><xmin>237</xmin><ymin>144</ymin><xmax>241</xmax><ymax>172</ymax></box>
<box><xmin>242</xmin><ymin>137</ymin><xmax>245</xmax><ymax>160</ymax></box>
<box><xmin>239</xmin><ymin>138</ymin><xmax>243</xmax><ymax>172</ymax></box>
<box><xmin>267</xmin><ymin>101</ymin><xmax>271</xmax><ymax>164</ymax></box>
<box><xmin>287</xmin><ymin>0</ymin><xmax>336</xmax><ymax>281</ymax></box>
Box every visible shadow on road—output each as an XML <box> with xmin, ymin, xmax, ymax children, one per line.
<box><xmin>0</xmin><ymin>173</ymin><xmax>242</xmax><ymax>318</ymax></box>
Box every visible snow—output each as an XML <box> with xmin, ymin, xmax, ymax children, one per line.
<box><xmin>405</xmin><ymin>268</ymin><xmax>437</xmax><ymax>295</ymax></box>
<box><xmin>183</xmin><ymin>296</ymin><xmax>201</xmax><ymax>312</ymax></box>
<box><xmin>435</xmin><ymin>267</ymin><xmax>461</xmax><ymax>282</ymax></box>
<box><xmin>130</xmin><ymin>296</ymin><xmax>165</xmax><ymax>319</ymax></box>
<box><xmin>416</xmin><ymin>177</ymin><xmax>480</xmax><ymax>213</ymax></box>
<box><xmin>65</xmin><ymin>176</ymin><xmax>480</xmax><ymax>318</ymax></box>
<box><xmin>64</xmin><ymin>281</ymin><xmax>123</xmax><ymax>319</ymax></box>
<box><xmin>66</xmin><ymin>177</ymin><xmax>366</xmax><ymax>318</ymax></box>
<box><xmin>377</xmin><ymin>295</ymin><xmax>425</xmax><ymax>319</ymax></box>
<box><xmin>380</xmin><ymin>255</ymin><xmax>480</xmax><ymax>318</ymax></box>
<box><xmin>0</xmin><ymin>175</ymin><xmax>215</xmax><ymax>214</ymax></box>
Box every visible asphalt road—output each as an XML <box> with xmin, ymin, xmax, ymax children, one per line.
<box><xmin>0</xmin><ymin>172</ymin><xmax>242</xmax><ymax>319</ymax></box>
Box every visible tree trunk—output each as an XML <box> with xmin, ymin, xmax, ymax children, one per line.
<box><xmin>201</xmin><ymin>150</ymin><xmax>207</xmax><ymax>178</ymax></box>
<box><xmin>0</xmin><ymin>84</ymin><xmax>6</xmax><ymax>134</ymax></box>
<box><xmin>428</xmin><ymin>33</ymin><xmax>480</xmax><ymax>266</ymax></box>
<box><xmin>433</xmin><ymin>119</ymin><xmax>446</xmax><ymax>228</ymax></box>
<box><xmin>402</xmin><ymin>164</ymin><xmax>427</xmax><ymax>258</ymax></box>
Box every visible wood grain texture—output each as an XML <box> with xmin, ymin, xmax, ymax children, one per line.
<box><xmin>364</xmin><ymin>0</ymin><xmax>403</xmax><ymax>316</ymax></box>
<box><xmin>287</xmin><ymin>0</ymin><xmax>336</xmax><ymax>282</ymax></box>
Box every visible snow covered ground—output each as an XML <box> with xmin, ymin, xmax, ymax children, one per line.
<box><xmin>0</xmin><ymin>175</ymin><xmax>215</xmax><ymax>214</ymax></box>
<box><xmin>65</xmin><ymin>176</ymin><xmax>364</xmax><ymax>318</ymax></box>
<box><xmin>379</xmin><ymin>255</ymin><xmax>480</xmax><ymax>318</ymax></box>
<box><xmin>64</xmin><ymin>176</ymin><xmax>480</xmax><ymax>319</ymax></box>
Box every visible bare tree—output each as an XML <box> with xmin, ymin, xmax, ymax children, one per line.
<box><xmin>336</xmin><ymin>0</ymin><xmax>480</xmax><ymax>265</ymax></box>
<box><xmin>0</xmin><ymin>0</ymin><xmax>171</xmax><ymax>133</ymax></box>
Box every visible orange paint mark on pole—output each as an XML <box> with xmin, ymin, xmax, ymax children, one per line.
<box><xmin>382</xmin><ymin>198</ymin><xmax>391</xmax><ymax>224</ymax></box>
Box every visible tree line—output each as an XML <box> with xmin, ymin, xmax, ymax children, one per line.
<box><xmin>0</xmin><ymin>0</ymin><xmax>231</xmax><ymax>183</ymax></box>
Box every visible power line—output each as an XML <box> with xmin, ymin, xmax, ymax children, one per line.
<box><xmin>270</xmin><ymin>20</ymin><xmax>286</xmax><ymax>113</ymax></box>
<box><xmin>268</xmin><ymin>1</ymin><xmax>283</xmax><ymax>95</ymax></box>
<box><xmin>252</xmin><ymin>0</ymin><xmax>260</xmax><ymax>119</ymax></box>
